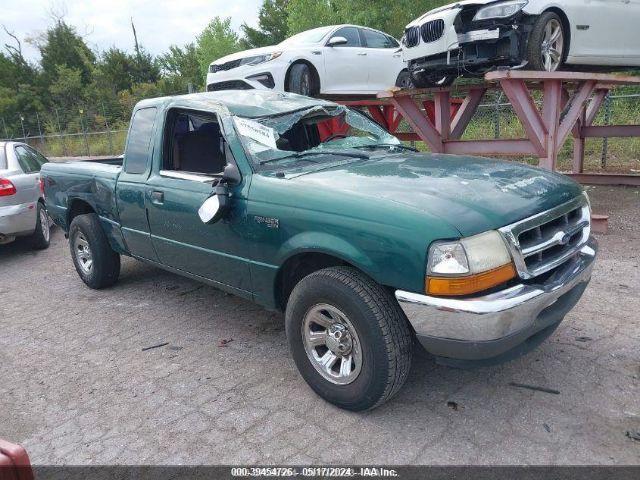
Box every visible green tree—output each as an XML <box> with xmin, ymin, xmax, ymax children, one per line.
<box><xmin>39</xmin><ymin>20</ymin><xmax>95</xmax><ymax>85</ymax></box>
<box><xmin>241</xmin><ymin>0</ymin><xmax>289</xmax><ymax>48</ymax></box>
<box><xmin>95</xmin><ymin>47</ymin><xmax>135</xmax><ymax>93</ymax></box>
<box><xmin>158</xmin><ymin>43</ymin><xmax>203</xmax><ymax>90</ymax></box>
<box><xmin>286</xmin><ymin>0</ymin><xmax>449</xmax><ymax>38</ymax></box>
<box><xmin>286</xmin><ymin>0</ymin><xmax>342</xmax><ymax>35</ymax></box>
<box><xmin>195</xmin><ymin>17</ymin><xmax>242</xmax><ymax>77</ymax></box>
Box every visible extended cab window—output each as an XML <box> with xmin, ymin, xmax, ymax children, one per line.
<box><xmin>125</xmin><ymin>107</ymin><xmax>157</xmax><ymax>174</ymax></box>
<box><xmin>163</xmin><ymin>110</ymin><xmax>227</xmax><ymax>176</ymax></box>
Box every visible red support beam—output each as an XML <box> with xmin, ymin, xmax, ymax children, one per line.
<box><xmin>450</xmin><ymin>88</ymin><xmax>486</xmax><ymax>140</ymax></box>
<box><xmin>367</xmin><ymin>105</ymin><xmax>390</xmax><ymax>130</ymax></box>
<box><xmin>434</xmin><ymin>90</ymin><xmax>451</xmax><ymax>139</ymax></box>
<box><xmin>540</xmin><ymin>79</ymin><xmax>563</xmax><ymax>170</ymax></box>
<box><xmin>390</xmin><ymin>96</ymin><xmax>444</xmax><ymax>152</ymax></box>
<box><xmin>581</xmin><ymin>125</ymin><xmax>640</xmax><ymax>138</ymax></box>
<box><xmin>556</xmin><ymin>80</ymin><xmax>597</xmax><ymax>149</ymax></box>
<box><xmin>586</xmin><ymin>89</ymin><xmax>608</xmax><ymax>126</ymax></box>
<box><xmin>444</xmin><ymin>139</ymin><xmax>538</xmax><ymax>156</ymax></box>
<box><xmin>500</xmin><ymin>79</ymin><xmax>547</xmax><ymax>156</ymax></box>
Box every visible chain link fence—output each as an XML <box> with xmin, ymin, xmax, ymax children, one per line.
<box><xmin>1</xmin><ymin>87</ymin><xmax>639</xmax><ymax>173</ymax></box>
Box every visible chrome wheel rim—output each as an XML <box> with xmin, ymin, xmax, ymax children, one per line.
<box><xmin>74</xmin><ymin>233</ymin><xmax>93</xmax><ymax>274</ymax></box>
<box><xmin>541</xmin><ymin>19</ymin><xmax>564</xmax><ymax>72</ymax></box>
<box><xmin>40</xmin><ymin>208</ymin><xmax>50</xmax><ymax>242</ymax></box>
<box><xmin>302</xmin><ymin>304</ymin><xmax>363</xmax><ymax>385</ymax></box>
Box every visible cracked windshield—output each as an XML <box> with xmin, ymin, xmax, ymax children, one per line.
<box><xmin>233</xmin><ymin>106</ymin><xmax>408</xmax><ymax>169</ymax></box>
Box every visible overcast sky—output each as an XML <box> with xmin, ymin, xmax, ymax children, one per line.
<box><xmin>0</xmin><ymin>0</ymin><xmax>263</xmax><ymax>62</ymax></box>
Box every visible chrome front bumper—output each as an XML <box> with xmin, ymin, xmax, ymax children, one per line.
<box><xmin>395</xmin><ymin>238</ymin><xmax>597</xmax><ymax>362</ymax></box>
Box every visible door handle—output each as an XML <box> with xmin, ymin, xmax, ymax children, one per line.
<box><xmin>357</xmin><ymin>52</ymin><xmax>367</xmax><ymax>56</ymax></box>
<box><xmin>150</xmin><ymin>190</ymin><xmax>164</xmax><ymax>204</ymax></box>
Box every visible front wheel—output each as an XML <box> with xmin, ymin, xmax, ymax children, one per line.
<box><xmin>410</xmin><ymin>72</ymin><xmax>456</xmax><ymax>89</ymax></box>
<box><xmin>285</xmin><ymin>267</ymin><xmax>413</xmax><ymax>411</ymax></box>
<box><xmin>527</xmin><ymin>12</ymin><xmax>566</xmax><ymax>72</ymax></box>
<box><xmin>69</xmin><ymin>213</ymin><xmax>120</xmax><ymax>289</ymax></box>
<box><xmin>395</xmin><ymin>70</ymin><xmax>414</xmax><ymax>90</ymax></box>
<box><xmin>287</xmin><ymin>63</ymin><xmax>318</xmax><ymax>97</ymax></box>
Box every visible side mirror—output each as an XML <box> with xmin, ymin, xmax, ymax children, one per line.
<box><xmin>327</xmin><ymin>36</ymin><xmax>348</xmax><ymax>47</ymax></box>
<box><xmin>197</xmin><ymin>164</ymin><xmax>241</xmax><ymax>224</ymax></box>
<box><xmin>198</xmin><ymin>182</ymin><xmax>229</xmax><ymax>224</ymax></box>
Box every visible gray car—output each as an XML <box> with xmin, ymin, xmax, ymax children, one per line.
<box><xmin>0</xmin><ymin>141</ymin><xmax>50</xmax><ymax>249</ymax></box>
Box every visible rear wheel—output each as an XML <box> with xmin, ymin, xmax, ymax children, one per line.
<box><xmin>28</xmin><ymin>202</ymin><xmax>50</xmax><ymax>250</ymax></box>
<box><xmin>527</xmin><ymin>12</ymin><xmax>566</xmax><ymax>71</ymax></box>
<box><xmin>69</xmin><ymin>213</ymin><xmax>120</xmax><ymax>289</ymax></box>
<box><xmin>287</xmin><ymin>63</ymin><xmax>318</xmax><ymax>97</ymax></box>
<box><xmin>285</xmin><ymin>266</ymin><xmax>413</xmax><ymax>411</ymax></box>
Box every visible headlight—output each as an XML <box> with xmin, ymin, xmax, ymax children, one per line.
<box><xmin>427</xmin><ymin>230</ymin><xmax>516</xmax><ymax>296</ymax></box>
<box><xmin>240</xmin><ymin>51</ymin><xmax>283</xmax><ymax>66</ymax></box>
<box><xmin>473</xmin><ymin>0</ymin><xmax>528</xmax><ymax>21</ymax></box>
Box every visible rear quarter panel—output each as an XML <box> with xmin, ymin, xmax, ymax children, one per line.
<box><xmin>41</xmin><ymin>161</ymin><xmax>128</xmax><ymax>253</ymax></box>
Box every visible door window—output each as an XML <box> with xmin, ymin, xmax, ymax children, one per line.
<box><xmin>124</xmin><ymin>107</ymin><xmax>157</xmax><ymax>174</ymax></box>
<box><xmin>362</xmin><ymin>29</ymin><xmax>399</xmax><ymax>49</ymax></box>
<box><xmin>330</xmin><ymin>27</ymin><xmax>361</xmax><ymax>47</ymax></box>
<box><xmin>163</xmin><ymin>111</ymin><xmax>227</xmax><ymax>176</ymax></box>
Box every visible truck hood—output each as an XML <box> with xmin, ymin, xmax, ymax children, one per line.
<box><xmin>287</xmin><ymin>154</ymin><xmax>583</xmax><ymax>237</ymax></box>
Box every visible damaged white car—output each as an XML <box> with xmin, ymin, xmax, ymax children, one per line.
<box><xmin>402</xmin><ymin>0</ymin><xmax>640</xmax><ymax>87</ymax></box>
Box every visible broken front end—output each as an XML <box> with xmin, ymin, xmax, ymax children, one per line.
<box><xmin>402</xmin><ymin>2</ymin><xmax>537</xmax><ymax>84</ymax></box>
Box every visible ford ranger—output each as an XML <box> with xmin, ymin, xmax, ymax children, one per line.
<box><xmin>41</xmin><ymin>90</ymin><xmax>597</xmax><ymax>411</ymax></box>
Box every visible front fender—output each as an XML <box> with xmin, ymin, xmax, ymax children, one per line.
<box><xmin>277</xmin><ymin>230</ymin><xmax>378</xmax><ymax>280</ymax></box>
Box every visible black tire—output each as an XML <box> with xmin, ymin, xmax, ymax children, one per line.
<box><xmin>285</xmin><ymin>266</ymin><xmax>413</xmax><ymax>411</ymax></box>
<box><xmin>410</xmin><ymin>72</ymin><xmax>456</xmax><ymax>89</ymax></box>
<box><xmin>395</xmin><ymin>70</ymin><xmax>414</xmax><ymax>89</ymax></box>
<box><xmin>287</xmin><ymin>63</ymin><xmax>318</xmax><ymax>97</ymax></box>
<box><xmin>28</xmin><ymin>202</ymin><xmax>50</xmax><ymax>250</ymax></box>
<box><xmin>69</xmin><ymin>213</ymin><xmax>120</xmax><ymax>289</ymax></box>
<box><xmin>526</xmin><ymin>12</ymin><xmax>566</xmax><ymax>72</ymax></box>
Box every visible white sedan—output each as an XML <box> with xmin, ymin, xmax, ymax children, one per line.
<box><xmin>206</xmin><ymin>25</ymin><xmax>412</xmax><ymax>96</ymax></box>
<box><xmin>402</xmin><ymin>0</ymin><xmax>640</xmax><ymax>87</ymax></box>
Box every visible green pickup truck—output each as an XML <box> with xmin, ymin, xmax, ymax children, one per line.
<box><xmin>42</xmin><ymin>90</ymin><xmax>597</xmax><ymax>411</ymax></box>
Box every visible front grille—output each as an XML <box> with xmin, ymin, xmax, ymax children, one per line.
<box><xmin>499</xmin><ymin>195</ymin><xmax>591</xmax><ymax>279</ymax></box>
<box><xmin>404</xmin><ymin>26</ymin><xmax>420</xmax><ymax>48</ymax></box>
<box><xmin>206</xmin><ymin>80</ymin><xmax>254</xmax><ymax>92</ymax></box>
<box><xmin>209</xmin><ymin>59</ymin><xmax>242</xmax><ymax>73</ymax></box>
<box><xmin>420</xmin><ymin>19</ymin><xmax>445</xmax><ymax>43</ymax></box>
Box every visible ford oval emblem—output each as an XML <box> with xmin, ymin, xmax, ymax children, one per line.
<box><xmin>560</xmin><ymin>233</ymin><xmax>571</xmax><ymax>245</ymax></box>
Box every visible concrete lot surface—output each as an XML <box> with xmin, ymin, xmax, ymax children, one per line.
<box><xmin>1</xmin><ymin>185</ymin><xmax>638</xmax><ymax>465</ymax></box>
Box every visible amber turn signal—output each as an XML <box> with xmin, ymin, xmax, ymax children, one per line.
<box><xmin>426</xmin><ymin>263</ymin><xmax>517</xmax><ymax>297</ymax></box>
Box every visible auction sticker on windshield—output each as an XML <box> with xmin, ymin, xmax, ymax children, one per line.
<box><xmin>233</xmin><ymin>117</ymin><xmax>278</xmax><ymax>149</ymax></box>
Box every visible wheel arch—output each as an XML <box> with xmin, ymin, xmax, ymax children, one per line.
<box><xmin>274</xmin><ymin>248</ymin><xmax>380</xmax><ymax>311</ymax></box>
<box><xmin>66</xmin><ymin>198</ymin><xmax>96</xmax><ymax>229</ymax></box>
<box><xmin>284</xmin><ymin>59</ymin><xmax>321</xmax><ymax>95</ymax></box>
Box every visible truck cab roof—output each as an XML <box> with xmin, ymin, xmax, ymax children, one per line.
<box><xmin>136</xmin><ymin>90</ymin><xmax>335</xmax><ymax>119</ymax></box>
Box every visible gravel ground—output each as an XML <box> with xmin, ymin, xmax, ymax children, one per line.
<box><xmin>0</xmin><ymin>185</ymin><xmax>638</xmax><ymax>465</ymax></box>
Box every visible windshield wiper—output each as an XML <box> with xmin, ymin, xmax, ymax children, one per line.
<box><xmin>353</xmin><ymin>143</ymin><xmax>418</xmax><ymax>152</ymax></box>
<box><xmin>259</xmin><ymin>150</ymin><xmax>370</xmax><ymax>165</ymax></box>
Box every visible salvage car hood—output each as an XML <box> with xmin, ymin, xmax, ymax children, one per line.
<box><xmin>212</xmin><ymin>46</ymin><xmax>281</xmax><ymax>65</ymax></box>
<box><xmin>287</xmin><ymin>154</ymin><xmax>583</xmax><ymax>237</ymax></box>
<box><xmin>408</xmin><ymin>0</ymin><xmax>497</xmax><ymax>25</ymax></box>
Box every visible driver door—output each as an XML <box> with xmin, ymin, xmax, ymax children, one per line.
<box><xmin>322</xmin><ymin>26</ymin><xmax>371</xmax><ymax>93</ymax></box>
<box><xmin>145</xmin><ymin>110</ymin><xmax>252</xmax><ymax>293</ymax></box>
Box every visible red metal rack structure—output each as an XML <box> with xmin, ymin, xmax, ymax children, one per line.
<box><xmin>335</xmin><ymin>71</ymin><xmax>640</xmax><ymax>190</ymax></box>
